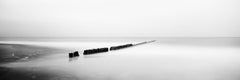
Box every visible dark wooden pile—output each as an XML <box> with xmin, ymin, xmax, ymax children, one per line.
<box><xmin>83</xmin><ymin>47</ymin><xmax>108</xmax><ymax>55</ymax></box>
<box><xmin>110</xmin><ymin>44</ymin><xmax>133</xmax><ymax>50</ymax></box>
<box><xmin>69</xmin><ymin>51</ymin><xmax>79</xmax><ymax>58</ymax></box>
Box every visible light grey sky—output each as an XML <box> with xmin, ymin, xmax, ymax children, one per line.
<box><xmin>0</xmin><ymin>0</ymin><xmax>239</xmax><ymax>37</ymax></box>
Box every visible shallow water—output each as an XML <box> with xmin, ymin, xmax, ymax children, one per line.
<box><xmin>0</xmin><ymin>38</ymin><xmax>240</xmax><ymax>80</ymax></box>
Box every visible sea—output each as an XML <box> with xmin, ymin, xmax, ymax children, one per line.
<box><xmin>0</xmin><ymin>37</ymin><xmax>240</xmax><ymax>80</ymax></box>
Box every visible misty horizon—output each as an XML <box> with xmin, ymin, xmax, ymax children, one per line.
<box><xmin>1</xmin><ymin>0</ymin><xmax>240</xmax><ymax>37</ymax></box>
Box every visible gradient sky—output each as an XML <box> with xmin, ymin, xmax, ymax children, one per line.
<box><xmin>0</xmin><ymin>0</ymin><xmax>239</xmax><ymax>37</ymax></box>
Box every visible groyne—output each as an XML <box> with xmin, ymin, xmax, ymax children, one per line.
<box><xmin>68</xmin><ymin>40</ymin><xmax>156</xmax><ymax>57</ymax></box>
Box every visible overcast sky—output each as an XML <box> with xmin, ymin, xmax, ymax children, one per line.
<box><xmin>0</xmin><ymin>0</ymin><xmax>239</xmax><ymax>37</ymax></box>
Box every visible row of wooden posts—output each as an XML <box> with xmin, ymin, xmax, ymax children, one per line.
<box><xmin>69</xmin><ymin>44</ymin><xmax>134</xmax><ymax>58</ymax></box>
<box><xmin>68</xmin><ymin>40</ymin><xmax>156</xmax><ymax>58</ymax></box>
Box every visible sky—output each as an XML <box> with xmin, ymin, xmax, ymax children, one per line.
<box><xmin>0</xmin><ymin>0</ymin><xmax>239</xmax><ymax>37</ymax></box>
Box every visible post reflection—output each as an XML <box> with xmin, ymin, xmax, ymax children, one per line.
<box><xmin>68</xmin><ymin>57</ymin><xmax>79</xmax><ymax>62</ymax></box>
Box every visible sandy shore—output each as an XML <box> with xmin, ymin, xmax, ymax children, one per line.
<box><xmin>0</xmin><ymin>44</ymin><xmax>68</xmax><ymax>64</ymax></box>
<box><xmin>0</xmin><ymin>43</ymin><xmax>72</xmax><ymax>80</ymax></box>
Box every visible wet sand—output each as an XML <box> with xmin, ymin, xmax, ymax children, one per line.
<box><xmin>0</xmin><ymin>44</ymin><xmax>72</xmax><ymax>80</ymax></box>
<box><xmin>0</xmin><ymin>67</ymin><xmax>78</xmax><ymax>80</ymax></box>
<box><xmin>0</xmin><ymin>44</ymin><xmax>68</xmax><ymax>64</ymax></box>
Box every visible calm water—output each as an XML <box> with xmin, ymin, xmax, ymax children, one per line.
<box><xmin>0</xmin><ymin>38</ymin><xmax>240</xmax><ymax>80</ymax></box>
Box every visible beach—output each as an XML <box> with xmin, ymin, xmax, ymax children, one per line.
<box><xmin>0</xmin><ymin>38</ymin><xmax>240</xmax><ymax>80</ymax></box>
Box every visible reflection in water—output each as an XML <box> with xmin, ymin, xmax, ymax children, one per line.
<box><xmin>0</xmin><ymin>38</ymin><xmax>240</xmax><ymax>80</ymax></box>
<box><xmin>69</xmin><ymin>57</ymin><xmax>79</xmax><ymax>62</ymax></box>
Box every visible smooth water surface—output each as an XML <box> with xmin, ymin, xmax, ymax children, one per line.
<box><xmin>0</xmin><ymin>38</ymin><xmax>240</xmax><ymax>80</ymax></box>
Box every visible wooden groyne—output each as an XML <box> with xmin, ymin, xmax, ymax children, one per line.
<box><xmin>69</xmin><ymin>51</ymin><xmax>79</xmax><ymax>58</ymax></box>
<box><xmin>83</xmin><ymin>47</ymin><xmax>108</xmax><ymax>55</ymax></box>
<box><xmin>68</xmin><ymin>40</ymin><xmax>156</xmax><ymax>57</ymax></box>
<box><xmin>110</xmin><ymin>44</ymin><xmax>133</xmax><ymax>51</ymax></box>
<box><xmin>134</xmin><ymin>40</ymin><xmax>156</xmax><ymax>46</ymax></box>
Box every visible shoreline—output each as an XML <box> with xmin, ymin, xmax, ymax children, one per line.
<box><xmin>0</xmin><ymin>43</ymin><xmax>68</xmax><ymax>64</ymax></box>
<box><xmin>0</xmin><ymin>43</ymin><xmax>73</xmax><ymax>80</ymax></box>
